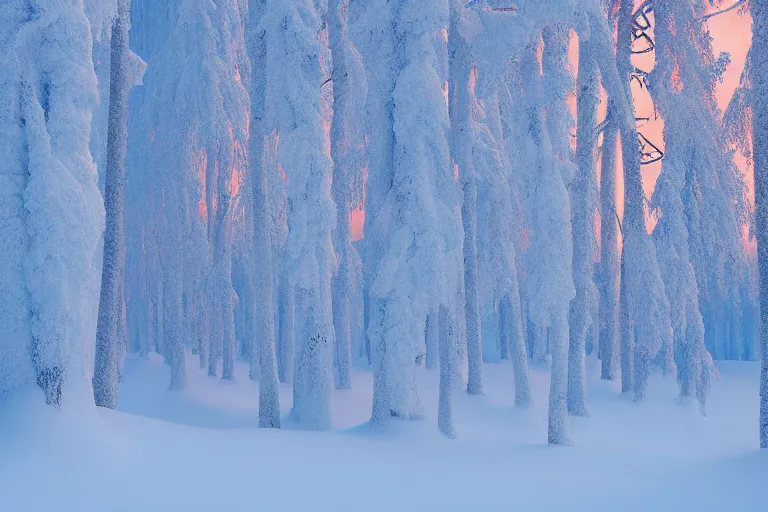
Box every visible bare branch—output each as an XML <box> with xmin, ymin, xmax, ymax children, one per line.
<box><xmin>699</xmin><ymin>0</ymin><xmax>747</xmax><ymax>22</ymax></box>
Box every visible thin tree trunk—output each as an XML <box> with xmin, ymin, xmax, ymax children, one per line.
<box><xmin>208</xmin><ymin>276</ymin><xmax>220</xmax><ymax>377</ymax></box>
<box><xmin>197</xmin><ymin>289</ymin><xmax>209</xmax><ymax>369</ymax></box>
<box><xmin>247</xmin><ymin>0</ymin><xmax>281</xmax><ymax>427</ymax></box>
<box><xmin>165</xmin><ymin>263</ymin><xmax>186</xmax><ymax>390</ymax></box>
<box><xmin>328</xmin><ymin>0</ymin><xmax>356</xmax><ymax>391</ymax></box>
<box><xmin>438</xmin><ymin>305</ymin><xmax>457</xmax><ymax>438</ymax></box>
<box><xmin>548</xmin><ymin>314</ymin><xmax>570</xmax><ymax>445</ymax></box>
<box><xmin>214</xmin><ymin>201</ymin><xmax>236</xmax><ymax>382</ymax></box>
<box><xmin>567</xmin><ymin>31</ymin><xmax>600</xmax><ymax>417</ymax></box>
<box><xmin>93</xmin><ymin>0</ymin><xmax>130</xmax><ymax>409</ymax></box>
<box><xmin>449</xmin><ymin>7</ymin><xmax>483</xmax><ymax>395</ymax></box>
<box><xmin>501</xmin><ymin>295</ymin><xmax>531</xmax><ymax>407</ymax></box>
<box><xmin>425</xmin><ymin>311</ymin><xmax>439</xmax><ymax>369</ymax></box>
<box><xmin>499</xmin><ymin>309</ymin><xmax>510</xmax><ymax>360</ymax></box>
<box><xmin>599</xmin><ymin>106</ymin><xmax>620</xmax><ymax>380</ymax></box>
<box><xmin>619</xmin><ymin>256</ymin><xmax>634</xmax><ymax>393</ymax></box>
<box><xmin>752</xmin><ymin>0</ymin><xmax>768</xmax><ymax>449</ymax></box>
<box><xmin>278</xmin><ymin>273</ymin><xmax>295</xmax><ymax>383</ymax></box>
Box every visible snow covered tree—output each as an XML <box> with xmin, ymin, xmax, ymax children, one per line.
<box><xmin>517</xmin><ymin>35</ymin><xmax>575</xmax><ymax>444</ymax></box>
<box><xmin>450</xmin><ymin>0</ymin><xmax>483</xmax><ymax>395</ymax></box>
<box><xmin>205</xmin><ymin>1</ymin><xmax>249</xmax><ymax>383</ymax></box>
<box><xmin>438</xmin><ymin>304</ymin><xmax>458</xmax><ymax>438</ymax></box>
<box><xmin>277</xmin><ymin>274</ymin><xmax>296</xmax><ymax>383</ymax></box>
<box><xmin>648</xmin><ymin>0</ymin><xmax>719</xmax><ymax>411</ymax></box>
<box><xmin>367</xmin><ymin>0</ymin><xmax>462</xmax><ymax>431</ymax></box>
<box><xmin>264</xmin><ymin>0</ymin><xmax>336</xmax><ymax>430</ymax></box>
<box><xmin>350</xmin><ymin>0</ymin><xmax>397</xmax><ymax>369</ymax></box>
<box><xmin>0</xmin><ymin>0</ymin><xmax>105</xmax><ymax>407</ymax></box>
<box><xmin>328</xmin><ymin>0</ymin><xmax>367</xmax><ymax>390</ymax></box>
<box><xmin>93</xmin><ymin>0</ymin><xmax>135</xmax><ymax>409</ymax></box>
<box><xmin>470</xmin><ymin>68</ymin><xmax>532</xmax><ymax>405</ymax></box>
<box><xmin>585</xmin><ymin>0</ymin><xmax>672</xmax><ymax>401</ymax></box>
<box><xmin>670</xmin><ymin>5</ymin><xmax>750</xmax><ymax>364</ymax></box>
<box><xmin>246</xmin><ymin>0</ymin><xmax>280</xmax><ymax>428</ymax></box>
<box><xmin>753</xmin><ymin>0</ymin><xmax>768</xmax><ymax>449</ymax></box>
<box><xmin>724</xmin><ymin>48</ymin><xmax>760</xmax><ymax>364</ymax></box>
<box><xmin>472</xmin><ymin>77</ymin><xmax>532</xmax><ymax>405</ymax></box>
<box><xmin>598</xmin><ymin>105</ymin><xmax>620</xmax><ymax>381</ymax></box>
<box><xmin>567</xmin><ymin>24</ymin><xmax>600</xmax><ymax>416</ymax></box>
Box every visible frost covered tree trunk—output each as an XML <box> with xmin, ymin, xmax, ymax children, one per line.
<box><xmin>93</xmin><ymin>0</ymin><xmax>131</xmax><ymax>409</ymax></box>
<box><xmin>328</xmin><ymin>0</ymin><xmax>366</xmax><ymax>390</ymax></box>
<box><xmin>212</xmin><ymin>191</ymin><xmax>237</xmax><ymax>382</ymax></box>
<box><xmin>548</xmin><ymin>314</ymin><xmax>570</xmax><ymax>445</ymax></box>
<box><xmin>292</xmin><ymin>285</ymin><xmax>333</xmax><ymax>430</ymax></box>
<box><xmin>208</xmin><ymin>286</ymin><xmax>220</xmax><ymax>377</ymax></box>
<box><xmin>753</xmin><ymin>0</ymin><xmax>768</xmax><ymax>449</ymax></box>
<box><xmin>449</xmin><ymin>1</ymin><xmax>482</xmax><ymax>395</ymax></box>
<box><xmin>331</xmin><ymin>221</ymin><xmax>353</xmax><ymax>390</ymax></box>
<box><xmin>164</xmin><ymin>251</ymin><xmax>186</xmax><ymax>390</ymax></box>
<box><xmin>425</xmin><ymin>312</ymin><xmax>439</xmax><ymax>370</ymax></box>
<box><xmin>619</xmin><ymin>257</ymin><xmax>634</xmax><ymax>393</ymax></box>
<box><xmin>246</xmin><ymin>0</ymin><xmax>281</xmax><ymax>427</ymax></box>
<box><xmin>278</xmin><ymin>274</ymin><xmax>295</xmax><ymax>384</ymax></box>
<box><xmin>567</xmin><ymin>30</ymin><xmax>600</xmax><ymax>417</ymax></box>
<box><xmin>598</xmin><ymin>105</ymin><xmax>620</xmax><ymax>380</ymax></box>
<box><xmin>500</xmin><ymin>295</ymin><xmax>531</xmax><ymax>407</ymax></box>
<box><xmin>438</xmin><ymin>305</ymin><xmax>457</xmax><ymax>438</ymax></box>
<box><xmin>117</xmin><ymin>281</ymin><xmax>127</xmax><ymax>380</ymax></box>
<box><xmin>0</xmin><ymin>0</ymin><xmax>104</xmax><ymax>407</ymax></box>
<box><xmin>196</xmin><ymin>287</ymin><xmax>209</xmax><ymax>369</ymax></box>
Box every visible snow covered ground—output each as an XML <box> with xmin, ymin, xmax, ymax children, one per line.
<box><xmin>1</xmin><ymin>356</ymin><xmax>765</xmax><ymax>511</ymax></box>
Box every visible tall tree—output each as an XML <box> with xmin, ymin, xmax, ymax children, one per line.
<box><xmin>753</xmin><ymin>0</ymin><xmax>768</xmax><ymax>448</ymax></box>
<box><xmin>93</xmin><ymin>0</ymin><xmax>132</xmax><ymax>409</ymax></box>
<box><xmin>368</xmin><ymin>0</ymin><xmax>462</xmax><ymax>429</ymax></box>
<box><xmin>0</xmin><ymin>0</ymin><xmax>104</xmax><ymax>407</ymax></box>
<box><xmin>207</xmin><ymin>0</ymin><xmax>249</xmax><ymax>383</ymax></box>
<box><xmin>265</xmin><ymin>0</ymin><xmax>336</xmax><ymax>430</ymax></box>
<box><xmin>518</xmin><ymin>37</ymin><xmax>575</xmax><ymax>444</ymax></box>
<box><xmin>132</xmin><ymin>0</ymin><xmax>249</xmax><ymax>389</ymax></box>
<box><xmin>450</xmin><ymin>0</ymin><xmax>483</xmax><ymax>395</ymax></box>
<box><xmin>678</xmin><ymin>5</ymin><xmax>749</xmax><ymax>364</ymax></box>
<box><xmin>438</xmin><ymin>304</ymin><xmax>458</xmax><ymax>438</ymax></box>
<box><xmin>246</xmin><ymin>0</ymin><xmax>281</xmax><ymax>428</ymax></box>
<box><xmin>598</xmin><ymin>104</ymin><xmax>620</xmax><ymax>380</ymax></box>
<box><xmin>649</xmin><ymin>0</ymin><xmax>717</xmax><ymax>411</ymax></box>
<box><xmin>353</xmin><ymin>0</ymin><xmax>397</xmax><ymax>369</ymax></box>
<box><xmin>568</xmin><ymin>23</ymin><xmax>600</xmax><ymax>416</ymax></box>
<box><xmin>328</xmin><ymin>0</ymin><xmax>367</xmax><ymax>390</ymax></box>
<box><xmin>474</xmin><ymin>78</ymin><xmax>532</xmax><ymax>405</ymax></box>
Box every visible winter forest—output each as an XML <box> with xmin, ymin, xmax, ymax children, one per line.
<box><xmin>1</xmin><ymin>0</ymin><xmax>768</xmax><ymax>509</ymax></box>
